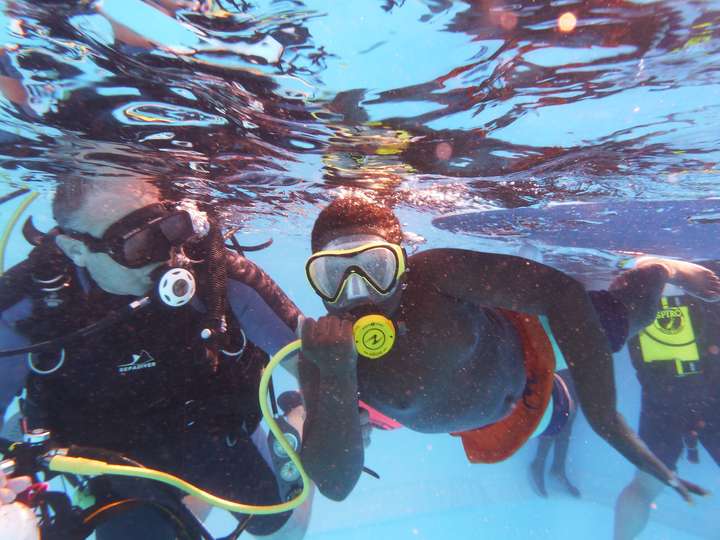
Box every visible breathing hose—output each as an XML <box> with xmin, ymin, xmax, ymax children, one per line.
<box><xmin>0</xmin><ymin>191</ymin><xmax>38</xmax><ymax>274</ymax></box>
<box><xmin>47</xmin><ymin>339</ymin><xmax>310</xmax><ymax>515</ymax></box>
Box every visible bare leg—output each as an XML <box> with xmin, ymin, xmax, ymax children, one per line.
<box><xmin>609</xmin><ymin>258</ymin><xmax>720</xmax><ymax>336</ymax></box>
<box><xmin>530</xmin><ymin>437</ymin><xmax>552</xmax><ymax>497</ymax></box>
<box><xmin>634</xmin><ymin>257</ymin><xmax>720</xmax><ymax>302</ymax></box>
<box><xmin>550</xmin><ymin>413</ymin><xmax>581</xmax><ymax>498</ymax></box>
<box><xmin>614</xmin><ymin>470</ymin><xmax>665</xmax><ymax>540</ymax></box>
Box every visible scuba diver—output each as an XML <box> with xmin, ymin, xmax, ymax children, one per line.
<box><xmin>297</xmin><ymin>195</ymin><xmax>720</xmax><ymax>503</ymax></box>
<box><xmin>614</xmin><ymin>278</ymin><xmax>720</xmax><ymax>540</ymax></box>
<box><xmin>0</xmin><ymin>177</ymin><xmax>322</xmax><ymax>539</ymax></box>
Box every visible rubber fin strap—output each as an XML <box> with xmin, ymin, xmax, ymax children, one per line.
<box><xmin>225</xmin><ymin>228</ymin><xmax>273</xmax><ymax>255</ymax></box>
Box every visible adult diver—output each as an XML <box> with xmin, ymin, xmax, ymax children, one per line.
<box><xmin>614</xmin><ymin>280</ymin><xmax>720</xmax><ymax>539</ymax></box>
<box><xmin>0</xmin><ymin>177</ymin><xmax>331</xmax><ymax>539</ymax></box>
<box><xmin>298</xmin><ymin>195</ymin><xmax>720</xmax><ymax>503</ymax></box>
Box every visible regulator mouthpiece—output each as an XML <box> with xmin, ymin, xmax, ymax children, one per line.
<box><xmin>353</xmin><ymin>314</ymin><xmax>396</xmax><ymax>359</ymax></box>
<box><xmin>156</xmin><ymin>267</ymin><xmax>196</xmax><ymax>307</ymax></box>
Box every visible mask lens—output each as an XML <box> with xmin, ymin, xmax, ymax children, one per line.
<box><xmin>115</xmin><ymin>211</ymin><xmax>193</xmax><ymax>267</ymax></box>
<box><xmin>307</xmin><ymin>256</ymin><xmax>346</xmax><ymax>300</ymax></box>
<box><xmin>354</xmin><ymin>247</ymin><xmax>397</xmax><ymax>291</ymax></box>
<box><xmin>122</xmin><ymin>227</ymin><xmax>170</xmax><ymax>268</ymax></box>
<box><xmin>158</xmin><ymin>212</ymin><xmax>194</xmax><ymax>245</ymax></box>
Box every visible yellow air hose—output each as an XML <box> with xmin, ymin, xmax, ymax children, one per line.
<box><xmin>49</xmin><ymin>339</ymin><xmax>310</xmax><ymax>515</ymax></box>
<box><xmin>0</xmin><ymin>191</ymin><xmax>38</xmax><ymax>274</ymax></box>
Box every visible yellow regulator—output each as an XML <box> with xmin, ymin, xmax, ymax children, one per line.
<box><xmin>353</xmin><ymin>314</ymin><xmax>396</xmax><ymax>359</ymax></box>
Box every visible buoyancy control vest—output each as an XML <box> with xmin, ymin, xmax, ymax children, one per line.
<box><xmin>22</xmin><ymin>300</ymin><xmax>263</xmax><ymax>454</ymax></box>
<box><xmin>11</xmin><ymin>247</ymin><xmax>267</xmax><ymax>458</ymax></box>
<box><xmin>628</xmin><ymin>296</ymin><xmax>720</xmax><ymax>391</ymax></box>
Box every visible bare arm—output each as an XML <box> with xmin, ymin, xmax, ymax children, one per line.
<box><xmin>225</xmin><ymin>253</ymin><xmax>363</xmax><ymax>497</ymax></box>
<box><xmin>545</xmin><ymin>281</ymin><xmax>702</xmax><ymax>499</ymax></box>
<box><xmin>298</xmin><ymin>316</ymin><xmax>364</xmax><ymax>501</ymax></box>
<box><xmin>422</xmin><ymin>249</ymin><xmax>704</xmax><ymax>499</ymax></box>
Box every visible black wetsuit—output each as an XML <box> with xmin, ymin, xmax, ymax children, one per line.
<box><xmin>628</xmin><ymin>295</ymin><xmax>720</xmax><ymax>469</ymax></box>
<box><xmin>0</xmin><ymin>249</ymin><xmax>302</xmax><ymax>538</ymax></box>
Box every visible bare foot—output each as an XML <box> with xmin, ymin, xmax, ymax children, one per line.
<box><xmin>635</xmin><ymin>256</ymin><xmax>720</xmax><ymax>302</ymax></box>
<box><xmin>529</xmin><ymin>461</ymin><xmax>548</xmax><ymax>497</ymax></box>
<box><xmin>550</xmin><ymin>468</ymin><xmax>581</xmax><ymax>498</ymax></box>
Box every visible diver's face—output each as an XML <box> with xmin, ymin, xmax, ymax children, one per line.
<box><xmin>318</xmin><ymin>233</ymin><xmax>404</xmax><ymax>317</ymax></box>
<box><xmin>56</xmin><ymin>187</ymin><xmax>164</xmax><ymax>297</ymax></box>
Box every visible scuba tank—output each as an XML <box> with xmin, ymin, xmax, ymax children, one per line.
<box><xmin>266</xmin><ymin>391</ymin><xmax>304</xmax><ymax>503</ymax></box>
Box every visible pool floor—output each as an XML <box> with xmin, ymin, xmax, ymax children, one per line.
<box><xmin>204</xmin><ymin>496</ymin><xmax>706</xmax><ymax>540</ymax></box>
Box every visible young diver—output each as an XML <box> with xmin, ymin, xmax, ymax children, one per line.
<box><xmin>298</xmin><ymin>195</ymin><xmax>720</xmax><ymax>503</ymax></box>
<box><xmin>0</xmin><ymin>178</ymin><xmax>319</xmax><ymax>539</ymax></box>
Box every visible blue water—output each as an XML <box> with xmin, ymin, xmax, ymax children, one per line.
<box><xmin>3</xmin><ymin>201</ymin><xmax>720</xmax><ymax>539</ymax></box>
<box><xmin>228</xmin><ymin>217</ymin><xmax>720</xmax><ymax>540</ymax></box>
<box><xmin>1</xmin><ymin>0</ymin><xmax>720</xmax><ymax>538</ymax></box>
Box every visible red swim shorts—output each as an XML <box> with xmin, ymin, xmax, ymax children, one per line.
<box><xmin>451</xmin><ymin>310</ymin><xmax>556</xmax><ymax>463</ymax></box>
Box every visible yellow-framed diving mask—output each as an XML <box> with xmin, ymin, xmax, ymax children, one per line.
<box><xmin>305</xmin><ymin>241</ymin><xmax>407</xmax><ymax>305</ymax></box>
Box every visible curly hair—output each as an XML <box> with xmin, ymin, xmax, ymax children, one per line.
<box><xmin>311</xmin><ymin>196</ymin><xmax>403</xmax><ymax>252</ymax></box>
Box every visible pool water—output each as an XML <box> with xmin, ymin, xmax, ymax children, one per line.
<box><xmin>1</xmin><ymin>0</ymin><xmax>720</xmax><ymax>538</ymax></box>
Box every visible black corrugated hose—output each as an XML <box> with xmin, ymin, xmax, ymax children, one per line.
<box><xmin>204</xmin><ymin>223</ymin><xmax>229</xmax><ymax>372</ymax></box>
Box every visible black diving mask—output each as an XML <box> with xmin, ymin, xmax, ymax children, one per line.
<box><xmin>63</xmin><ymin>203</ymin><xmax>195</xmax><ymax>269</ymax></box>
